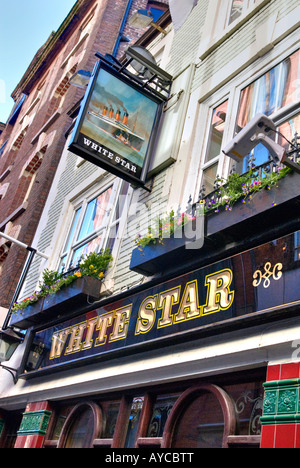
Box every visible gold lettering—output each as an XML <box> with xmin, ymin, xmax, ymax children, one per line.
<box><xmin>110</xmin><ymin>305</ymin><xmax>132</xmax><ymax>342</ymax></box>
<box><xmin>203</xmin><ymin>269</ymin><xmax>234</xmax><ymax>315</ymax></box>
<box><xmin>135</xmin><ymin>295</ymin><xmax>157</xmax><ymax>335</ymax></box>
<box><xmin>82</xmin><ymin>317</ymin><xmax>98</xmax><ymax>350</ymax></box>
<box><xmin>65</xmin><ymin>322</ymin><xmax>87</xmax><ymax>355</ymax></box>
<box><xmin>157</xmin><ymin>287</ymin><xmax>180</xmax><ymax>328</ymax></box>
<box><xmin>174</xmin><ymin>280</ymin><xmax>201</xmax><ymax>323</ymax></box>
<box><xmin>50</xmin><ymin>328</ymin><xmax>71</xmax><ymax>359</ymax></box>
<box><xmin>95</xmin><ymin>312</ymin><xmax>114</xmax><ymax>346</ymax></box>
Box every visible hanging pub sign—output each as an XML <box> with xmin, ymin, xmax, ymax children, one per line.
<box><xmin>68</xmin><ymin>60</ymin><xmax>164</xmax><ymax>186</ymax></box>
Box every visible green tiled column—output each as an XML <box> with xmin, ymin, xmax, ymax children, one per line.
<box><xmin>17</xmin><ymin>410</ymin><xmax>52</xmax><ymax>436</ymax></box>
<box><xmin>262</xmin><ymin>379</ymin><xmax>300</xmax><ymax>424</ymax></box>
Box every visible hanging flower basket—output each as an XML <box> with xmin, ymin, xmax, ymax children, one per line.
<box><xmin>130</xmin><ymin>169</ymin><xmax>300</xmax><ymax>276</ymax></box>
<box><xmin>10</xmin><ymin>250</ymin><xmax>112</xmax><ymax>329</ymax></box>
<box><xmin>10</xmin><ymin>276</ymin><xmax>103</xmax><ymax>329</ymax></box>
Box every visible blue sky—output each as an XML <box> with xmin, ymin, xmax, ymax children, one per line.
<box><xmin>0</xmin><ymin>0</ymin><xmax>77</xmax><ymax>123</ymax></box>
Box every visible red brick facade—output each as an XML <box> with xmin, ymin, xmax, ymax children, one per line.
<box><xmin>0</xmin><ymin>0</ymin><xmax>169</xmax><ymax>309</ymax></box>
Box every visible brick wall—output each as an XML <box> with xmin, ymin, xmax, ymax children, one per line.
<box><xmin>0</xmin><ymin>0</ymin><xmax>169</xmax><ymax>309</ymax></box>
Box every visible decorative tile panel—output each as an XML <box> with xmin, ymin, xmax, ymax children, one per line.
<box><xmin>17</xmin><ymin>410</ymin><xmax>52</xmax><ymax>436</ymax></box>
<box><xmin>278</xmin><ymin>388</ymin><xmax>297</xmax><ymax>414</ymax></box>
<box><xmin>263</xmin><ymin>391</ymin><xmax>277</xmax><ymax>415</ymax></box>
<box><xmin>261</xmin><ymin>379</ymin><xmax>300</xmax><ymax>425</ymax></box>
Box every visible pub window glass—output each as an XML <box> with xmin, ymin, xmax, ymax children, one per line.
<box><xmin>225</xmin><ymin>379</ymin><xmax>264</xmax><ymax>436</ymax></box>
<box><xmin>147</xmin><ymin>394</ymin><xmax>178</xmax><ymax>438</ymax></box>
<box><xmin>64</xmin><ymin>407</ymin><xmax>95</xmax><ymax>448</ymax></box>
<box><xmin>124</xmin><ymin>397</ymin><xmax>144</xmax><ymax>448</ymax></box>
<box><xmin>101</xmin><ymin>401</ymin><xmax>121</xmax><ymax>439</ymax></box>
<box><xmin>171</xmin><ymin>391</ymin><xmax>225</xmax><ymax>448</ymax></box>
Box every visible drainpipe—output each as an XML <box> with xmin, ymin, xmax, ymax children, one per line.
<box><xmin>0</xmin><ymin>233</ymin><xmax>49</xmax><ymax>330</ymax></box>
<box><xmin>112</xmin><ymin>0</ymin><xmax>133</xmax><ymax>58</ymax></box>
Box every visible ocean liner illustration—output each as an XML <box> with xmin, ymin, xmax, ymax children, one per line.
<box><xmin>87</xmin><ymin>106</ymin><xmax>145</xmax><ymax>155</ymax></box>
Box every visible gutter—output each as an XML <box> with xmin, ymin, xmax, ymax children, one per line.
<box><xmin>112</xmin><ymin>0</ymin><xmax>133</xmax><ymax>57</ymax></box>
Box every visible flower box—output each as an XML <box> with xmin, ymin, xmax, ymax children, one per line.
<box><xmin>9</xmin><ymin>276</ymin><xmax>102</xmax><ymax>329</ymax></box>
<box><xmin>130</xmin><ymin>171</ymin><xmax>300</xmax><ymax>276</ymax></box>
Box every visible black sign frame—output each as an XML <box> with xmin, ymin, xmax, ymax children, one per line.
<box><xmin>68</xmin><ymin>60</ymin><xmax>164</xmax><ymax>186</ymax></box>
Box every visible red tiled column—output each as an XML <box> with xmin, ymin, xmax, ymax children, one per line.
<box><xmin>261</xmin><ymin>363</ymin><xmax>300</xmax><ymax>449</ymax></box>
<box><xmin>14</xmin><ymin>401</ymin><xmax>52</xmax><ymax>449</ymax></box>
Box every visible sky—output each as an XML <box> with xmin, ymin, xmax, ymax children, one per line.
<box><xmin>0</xmin><ymin>0</ymin><xmax>77</xmax><ymax>123</ymax></box>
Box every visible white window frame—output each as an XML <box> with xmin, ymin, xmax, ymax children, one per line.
<box><xmin>198</xmin><ymin>0</ymin><xmax>271</xmax><ymax>61</ymax></box>
<box><xmin>194</xmin><ymin>91</ymin><xmax>233</xmax><ymax>202</ymax></box>
<box><xmin>58</xmin><ymin>177</ymin><xmax>131</xmax><ymax>274</ymax></box>
<box><xmin>229</xmin><ymin>46</ymin><xmax>300</xmax><ymax>172</ymax></box>
<box><xmin>227</xmin><ymin>0</ymin><xmax>258</xmax><ymax>27</ymax></box>
<box><xmin>194</xmin><ymin>39</ymin><xmax>300</xmax><ymax>202</ymax></box>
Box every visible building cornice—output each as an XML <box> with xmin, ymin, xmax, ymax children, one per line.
<box><xmin>11</xmin><ymin>0</ymin><xmax>95</xmax><ymax>99</ymax></box>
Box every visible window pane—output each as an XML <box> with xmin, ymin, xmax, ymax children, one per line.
<box><xmin>147</xmin><ymin>395</ymin><xmax>178</xmax><ymax>438</ymax></box>
<box><xmin>206</xmin><ymin>101</ymin><xmax>228</xmax><ymax>162</ymax></box>
<box><xmin>77</xmin><ymin>187</ymin><xmax>112</xmax><ymax>241</ymax></box>
<box><xmin>65</xmin><ymin>407</ymin><xmax>95</xmax><ymax>448</ymax></box>
<box><xmin>70</xmin><ymin>235</ymin><xmax>103</xmax><ymax>267</ymax></box>
<box><xmin>172</xmin><ymin>392</ymin><xmax>224</xmax><ymax>448</ymax></box>
<box><xmin>102</xmin><ymin>401</ymin><xmax>120</xmax><ymax>439</ymax></box>
<box><xmin>278</xmin><ymin>113</ymin><xmax>300</xmax><ymax>151</ymax></box>
<box><xmin>236</xmin><ymin>50</ymin><xmax>300</xmax><ymax>131</ymax></box>
<box><xmin>225</xmin><ymin>380</ymin><xmax>264</xmax><ymax>436</ymax></box>
<box><xmin>63</xmin><ymin>208</ymin><xmax>81</xmax><ymax>253</ymax></box>
<box><xmin>229</xmin><ymin>0</ymin><xmax>245</xmax><ymax>24</ymax></box>
<box><xmin>202</xmin><ymin>163</ymin><xmax>218</xmax><ymax>195</ymax></box>
<box><xmin>112</xmin><ymin>181</ymin><xmax>130</xmax><ymax>223</ymax></box>
<box><xmin>124</xmin><ymin>397</ymin><xmax>144</xmax><ymax>448</ymax></box>
<box><xmin>52</xmin><ymin>407</ymin><xmax>72</xmax><ymax>440</ymax></box>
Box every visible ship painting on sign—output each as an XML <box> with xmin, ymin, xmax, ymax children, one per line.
<box><xmin>86</xmin><ymin>106</ymin><xmax>145</xmax><ymax>161</ymax></box>
<box><xmin>79</xmin><ymin>67</ymin><xmax>159</xmax><ymax>169</ymax></box>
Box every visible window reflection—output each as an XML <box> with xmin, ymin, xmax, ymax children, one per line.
<box><xmin>235</xmin><ymin>50</ymin><xmax>300</xmax><ymax>171</ymax></box>
<box><xmin>172</xmin><ymin>391</ymin><xmax>225</xmax><ymax>448</ymax></box>
<box><xmin>147</xmin><ymin>395</ymin><xmax>178</xmax><ymax>438</ymax></box>
<box><xmin>202</xmin><ymin>163</ymin><xmax>218</xmax><ymax>195</ymax></box>
<box><xmin>65</xmin><ymin>407</ymin><xmax>95</xmax><ymax>448</ymax></box>
<box><xmin>229</xmin><ymin>0</ymin><xmax>244</xmax><ymax>24</ymax></box>
<box><xmin>124</xmin><ymin>397</ymin><xmax>144</xmax><ymax>448</ymax></box>
<box><xmin>237</xmin><ymin>51</ymin><xmax>299</xmax><ymax>131</ymax></box>
<box><xmin>206</xmin><ymin>101</ymin><xmax>228</xmax><ymax>163</ymax></box>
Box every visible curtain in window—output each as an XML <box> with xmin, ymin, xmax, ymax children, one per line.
<box><xmin>236</xmin><ymin>50</ymin><xmax>299</xmax><ymax>170</ymax></box>
<box><xmin>237</xmin><ymin>50</ymin><xmax>299</xmax><ymax>131</ymax></box>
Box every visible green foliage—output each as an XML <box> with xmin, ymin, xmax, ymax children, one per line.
<box><xmin>12</xmin><ymin>250</ymin><xmax>113</xmax><ymax>313</ymax></box>
<box><xmin>135</xmin><ymin>166</ymin><xmax>294</xmax><ymax>249</ymax></box>
<box><xmin>80</xmin><ymin>249</ymin><xmax>113</xmax><ymax>278</ymax></box>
